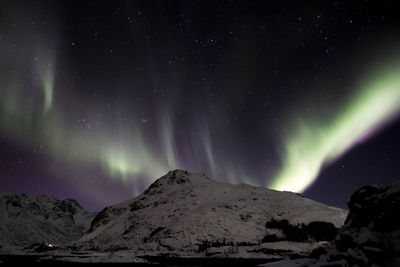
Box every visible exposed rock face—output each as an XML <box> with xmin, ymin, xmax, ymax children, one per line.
<box><xmin>0</xmin><ymin>192</ymin><xmax>95</xmax><ymax>252</ymax></box>
<box><xmin>334</xmin><ymin>181</ymin><xmax>400</xmax><ymax>266</ymax></box>
<box><xmin>263</xmin><ymin>181</ymin><xmax>400</xmax><ymax>266</ymax></box>
<box><xmin>79</xmin><ymin>169</ymin><xmax>347</xmax><ymax>258</ymax></box>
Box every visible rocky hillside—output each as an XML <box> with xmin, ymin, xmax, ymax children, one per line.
<box><xmin>262</xmin><ymin>180</ymin><xmax>400</xmax><ymax>266</ymax></box>
<box><xmin>79</xmin><ymin>169</ymin><xmax>347</xmax><ymax>259</ymax></box>
<box><xmin>0</xmin><ymin>192</ymin><xmax>95</xmax><ymax>253</ymax></box>
<box><xmin>334</xmin><ymin>181</ymin><xmax>400</xmax><ymax>266</ymax></box>
<box><xmin>2</xmin><ymin>170</ymin><xmax>399</xmax><ymax>266</ymax></box>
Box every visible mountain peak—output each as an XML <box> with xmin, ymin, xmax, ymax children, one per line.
<box><xmin>144</xmin><ymin>170</ymin><xmax>210</xmax><ymax>195</ymax></box>
<box><xmin>81</xmin><ymin>170</ymin><xmax>348</xmax><ymax>255</ymax></box>
<box><xmin>0</xmin><ymin>192</ymin><xmax>95</xmax><ymax>251</ymax></box>
<box><xmin>162</xmin><ymin>169</ymin><xmax>210</xmax><ymax>183</ymax></box>
<box><xmin>164</xmin><ymin>169</ymin><xmax>191</xmax><ymax>182</ymax></box>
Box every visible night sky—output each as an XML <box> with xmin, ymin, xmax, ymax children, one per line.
<box><xmin>1</xmin><ymin>0</ymin><xmax>400</xmax><ymax>211</ymax></box>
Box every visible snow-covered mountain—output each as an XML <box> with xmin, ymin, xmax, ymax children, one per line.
<box><xmin>2</xmin><ymin>170</ymin><xmax>399</xmax><ymax>266</ymax></box>
<box><xmin>79</xmin><ymin>169</ymin><xmax>348</xmax><ymax>258</ymax></box>
<box><xmin>0</xmin><ymin>192</ymin><xmax>95</xmax><ymax>253</ymax></box>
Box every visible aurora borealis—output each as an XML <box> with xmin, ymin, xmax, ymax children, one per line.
<box><xmin>1</xmin><ymin>1</ymin><xmax>400</xmax><ymax>210</ymax></box>
<box><xmin>272</xmin><ymin>64</ymin><xmax>400</xmax><ymax>192</ymax></box>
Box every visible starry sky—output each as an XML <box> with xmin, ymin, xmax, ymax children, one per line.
<box><xmin>1</xmin><ymin>0</ymin><xmax>400</xmax><ymax>211</ymax></box>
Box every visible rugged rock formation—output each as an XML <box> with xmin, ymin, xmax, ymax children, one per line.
<box><xmin>263</xmin><ymin>180</ymin><xmax>400</xmax><ymax>266</ymax></box>
<box><xmin>78</xmin><ymin>169</ymin><xmax>347</xmax><ymax>261</ymax></box>
<box><xmin>0</xmin><ymin>192</ymin><xmax>95</xmax><ymax>253</ymax></box>
<box><xmin>334</xmin><ymin>181</ymin><xmax>400</xmax><ymax>266</ymax></box>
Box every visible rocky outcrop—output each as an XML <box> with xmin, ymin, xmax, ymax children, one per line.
<box><xmin>263</xmin><ymin>219</ymin><xmax>338</xmax><ymax>242</ymax></box>
<box><xmin>262</xmin><ymin>180</ymin><xmax>400</xmax><ymax>266</ymax></box>
<box><xmin>0</xmin><ymin>192</ymin><xmax>95</xmax><ymax>253</ymax></box>
<box><xmin>78</xmin><ymin>169</ymin><xmax>347</xmax><ymax>261</ymax></box>
<box><xmin>334</xmin><ymin>181</ymin><xmax>400</xmax><ymax>266</ymax></box>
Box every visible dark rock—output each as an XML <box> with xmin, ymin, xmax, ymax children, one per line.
<box><xmin>336</xmin><ymin>181</ymin><xmax>400</xmax><ymax>263</ymax></box>
<box><xmin>362</xmin><ymin>246</ymin><xmax>385</xmax><ymax>263</ymax></box>
<box><xmin>310</xmin><ymin>244</ymin><xmax>327</xmax><ymax>258</ymax></box>
<box><xmin>344</xmin><ymin>183</ymin><xmax>400</xmax><ymax>232</ymax></box>
<box><xmin>149</xmin><ymin>227</ymin><xmax>165</xmax><ymax>239</ymax></box>
<box><xmin>264</xmin><ymin>219</ymin><xmax>339</xmax><ymax>242</ymax></box>
<box><xmin>331</xmin><ymin>181</ymin><xmax>400</xmax><ymax>266</ymax></box>
<box><xmin>166</xmin><ymin>169</ymin><xmax>190</xmax><ymax>185</ymax></box>
<box><xmin>129</xmin><ymin>201</ymin><xmax>146</xmax><ymax>211</ymax></box>
<box><xmin>264</xmin><ymin>181</ymin><xmax>400</xmax><ymax>266</ymax></box>
<box><xmin>262</xmin><ymin>234</ymin><xmax>281</xmax><ymax>243</ymax></box>
<box><xmin>88</xmin><ymin>207</ymin><xmax>110</xmax><ymax>232</ymax></box>
<box><xmin>307</xmin><ymin>221</ymin><xmax>338</xmax><ymax>242</ymax></box>
<box><xmin>0</xmin><ymin>192</ymin><xmax>95</xmax><ymax>249</ymax></box>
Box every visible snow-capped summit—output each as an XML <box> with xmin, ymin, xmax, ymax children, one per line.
<box><xmin>80</xmin><ymin>170</ymin><xmax>348</xmax><ymax>257</ymax></box>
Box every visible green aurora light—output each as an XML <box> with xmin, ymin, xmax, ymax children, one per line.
<box><xmin>1</xmin><ymin>7</ymin><xmax>400</xmax><ymax>195</ymax></box>
<box><xmin>270</xmin><ymin>64</ymin><xmax>400</xmax><ymax>193</ymax></box>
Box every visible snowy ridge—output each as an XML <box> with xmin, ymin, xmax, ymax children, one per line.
<box><xmin>0</xmin><ymin>192</ymin><xmax>95</xmax><ymax>253</ymax></box>
<box><xmin>2</xmin><ymin>171</ymin><xmax>398</xmax><ymax>266</ymax></box>
<box><xmin>262</xmin><ymin>180</ymin><xmax>400</xmax><ymax>266</ymax></box>
<box><xmin>79</xmin><ymin>169</ymin><xmax>348</xmax><ymax>256</ymax></box>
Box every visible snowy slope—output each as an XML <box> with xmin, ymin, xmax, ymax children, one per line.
<box><xmin>79</xmin><ymin>170</ymin><xmax>347</xmax><ymax>256</ymax></box>
<box><xmin>261</xmin><ymin>180</ymin><xmax>400</xmax><ymax>266</ymax></box>
<box><xmin>0</xmin><ymin>192</ymin><xmax>95</xmax><ymax>252</ymax></box>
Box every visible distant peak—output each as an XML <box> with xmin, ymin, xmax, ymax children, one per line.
<box><xmin>162</xmin><ymin>169</ymin><xmax>191</xmax><ymax>185</ymax></box>
<box><xmin>143</xmin><ymin>170</ymin><xmax>209</xmax><ymax>196</ymax></box>
<box><xmin>164</xmin><ymin>169</ymin><xmax>210</xmax><ymax>183</ymax></box>
<box><xmin>167</xmin><ymin>169</ymin><xmax>190</xmax><ymax>176</ymax></box>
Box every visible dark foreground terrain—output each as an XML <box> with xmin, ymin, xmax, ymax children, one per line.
<box><xmin>0</xmin><ymin>254</ymin><xmax>275</xmax><ymax>266</ymax></box>
<box><xmin>1</xmin><ymin>170</ymin><xmax>399</xmax><ymax>266</ymax></box>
